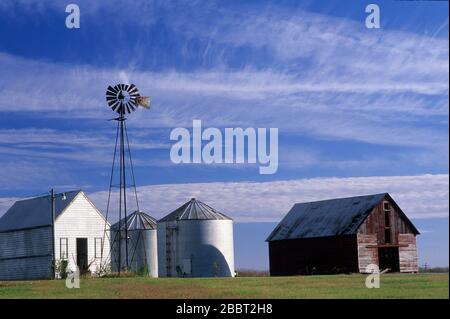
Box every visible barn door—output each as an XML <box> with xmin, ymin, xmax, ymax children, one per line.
<box><xmin>378</xmin><ymin>247</ymin><xmax>399</xmax><ymax>272</ymax></box>
<box><xmin>76</xmin><ymin>238</ymin><xmax>88</xmax><ymax>273</ymax></box>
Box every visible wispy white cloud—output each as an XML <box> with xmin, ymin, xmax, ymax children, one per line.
<box><xmin>84</xmin><ymin>174</ymin><xmax>449</xmax><ymax>222</ymax></box>
<box><xmin>0</xmin><ymin>197</ymin><xmax>18</xmax><ymax>217</ymax></box>
<box><xmin>0</xmin><ymin>128</ymin><xmax>169</xmax><ymax>151</ymax></box>
<box><xmin>0</xmin><ymin>1</ymin><xmax>447</xmax><ymax>149</ymax></box>
<box><xmin>0</xmin><ymin>159</ymin><xmax>71</xmax><ymax>190</ymax></box>
<box><xmin>0</xmin><ymin>127</ymin><xmax>171</xmax><ymax>189</ymax></box>
<box><xmin>418</xmin><ymin>229</ymin><xmax>434</xmax><ymax>234</ymax></box>
<box><xmin>0</xmin><ymin>1</ymin><xmax>447</xmax><ymax>198</ymax></box>
<box><xmin>2</xmin><ymin>174</ymin><xmax>447</xmax><ymax>221</ymax></box>
<box><xmin>0</xmin><ymin>53</ymin><xmax>447</xmax><ymax>148</ymax></box>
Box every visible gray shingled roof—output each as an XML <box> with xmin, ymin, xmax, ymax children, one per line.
<box><xmin>159</xmin><ymin>198</ymin><xmax>232</xmax><ymax>222</ymax></box>
<box><xmin>0</xmin><ymin>190</ymin><xmax>82</xmax><ymax>232</ymax></box>
<box><xmin>111</xmin><ymin>210</ymin><xmax>157</xmax><ymax>231</ymax></box>
<box><xmin>266</xmin><ymin>193</ymin><xmax>419</xmax><ymax>241</ymax></box>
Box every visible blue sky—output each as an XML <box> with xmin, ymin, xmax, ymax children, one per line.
<box><xmin>0</xmin><ymin>0</ymin><xmax>448</xmax><ymax>268</ymax></box>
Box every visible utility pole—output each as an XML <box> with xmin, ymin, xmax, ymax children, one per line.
<box><xmin>50</xmin><ymin>189</ymin><xmax>66</xmax><ymax>279</ymax></box>
<box><xmin>51</xmin><ymin>188</ymin><xmax>56</xmax><ymax>279</ymax></box>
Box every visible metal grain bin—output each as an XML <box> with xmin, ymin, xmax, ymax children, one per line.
<box><xmin>111</xmin><ymin>210</ymin><xmax>158</xmax><ymax>277</ymax></box>
<box><xmin>158</xmin><ymin>198</ymin><xmax>235</xmax><ymax>278</ymax></box>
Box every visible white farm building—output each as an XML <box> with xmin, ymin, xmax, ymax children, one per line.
<box><xmin>0</xmin><ymin>190</ymin><xmax>110</xmax><ymax>280</ymax></box>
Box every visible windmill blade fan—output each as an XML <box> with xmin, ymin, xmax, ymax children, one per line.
<box><xmin>105</xmin><ymin>83</ymin><xmax>151</xmax><ymax>114</ymax></box>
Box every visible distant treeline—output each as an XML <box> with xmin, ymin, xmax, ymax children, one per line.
<box><xmin>235</xmin><ymin>269</ymin><xmax>270</xmax><ymax>277</ymax></box>
<box><xmin>236</xmin><ymin>267</ymin><xmax>449</xmax><ymax>276</ymax></box>
<box><xmin>419</xmin><ymin>266</ymin><xmax>449</xmax><ymax>273</ymax></box>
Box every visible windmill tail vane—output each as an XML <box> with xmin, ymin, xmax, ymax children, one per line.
<box><xmin>136</xmin><ymin>96</ymin><xmax>151</xmax><ymax>109</ymax></box>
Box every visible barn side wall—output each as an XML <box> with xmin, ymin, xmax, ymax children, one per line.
<box><xmin>357</xmin><ymin>233</ymin><xmax>378</xmax><ymax>273</ymax></box>
<box><xmin>0</xmin><ymin>226</ymin><xmax>53</xmax><ymax>280</ymax></box>
<box><xmin>54</xmin><ymin>193</ymin><xmax>110</xmax><ymax>275</ymax></box>
<box><xmin>398</xmin><ymin>234</ymin><xmax>418</xmax><ymax>272</ymax></box>
<box><xmin>268</xmin><ymin>235</ymin><xmax>359</xmax><ymax>276</ymax></box>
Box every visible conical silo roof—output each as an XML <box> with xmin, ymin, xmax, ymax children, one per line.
<box><xmin>111</xmin><ymin>210</ymin><xmax>157</xmax><ymax>231</ymax></box>
<box><xmin>159</xmin><ymin>198</ymin><xmax>232</xmax><ymax>222</ymax></box>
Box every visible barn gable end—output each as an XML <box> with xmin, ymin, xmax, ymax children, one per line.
<box><xmin>357</xmin><ymin>194</ymin><xmax>418</xmax><ymax>273</ymax></box>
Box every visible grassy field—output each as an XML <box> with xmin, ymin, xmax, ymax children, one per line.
<box><xmin>0</xmin><ymin>273</ymin><xmax>448</xmax><ymax>299</ymax></box>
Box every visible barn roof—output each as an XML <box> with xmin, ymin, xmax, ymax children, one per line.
<box><xmin>111</xmin><ymin>210</ymin><xmax>157</xmax><ymax>231</ymax></box>
<box><xmin>266</xmin><ymin>193</ymin><xmax>419</xmax><ymax>242</ymax></box>
<box><xmin>0</xmin><ymin>190</ymin><xmax>82</xmax><ymax>232</ymax></box>
<box><xmin>159</xmin><ymin>198</ymin><xmax>232</xmax><ymax>222</ymax></box>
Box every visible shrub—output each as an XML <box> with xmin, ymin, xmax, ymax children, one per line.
<box><xmin>138</xmin><ymin>264</ymin><xmax>149</xmax><ymax>276</ymax></box>
<box><xmin>55</xmin><ymin>260</ymin><xmax>69</xmax><ymax>279</ymax></box>
<box><xmin>102</xmin><ymin>270</ymin><xmax>137</xmax><ymax>278</ymax></box>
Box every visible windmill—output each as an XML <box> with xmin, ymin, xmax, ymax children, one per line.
<box><xmin>101</xmin><ymin>84</ymin><xmax>150</xmax><ymax>275</ymax></box>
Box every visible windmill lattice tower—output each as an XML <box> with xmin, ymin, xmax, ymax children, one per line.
<box><xmin>100</xmin><ymin>83</ymin><xmax>150</xmax><ymax>275</ymax></box>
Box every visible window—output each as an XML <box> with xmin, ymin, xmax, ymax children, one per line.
<box><xmin>94</xmin><ymin>238</ymin><xmax>102</xmax><ymax>258</ymax></box>
<box><xmin>385</xmin><ymin>211</ymin><xmax>391</xmax><ymax>227</ymax></box>
<box><xmin>383</xmin><ymin>201</ymin><xmax>391</xmax><ymax>243</ymax></box>
<box><xmin>385</xmin><ymin>228</ymin><xmax>391</xmax><ymax>244</ymax></box>
<box><xmin>60</xmin><ymin>238</ymin><xmax>68</xmax><ymax>259</ymax></box>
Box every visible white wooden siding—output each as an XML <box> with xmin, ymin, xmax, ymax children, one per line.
<box><xmin>54</xmin><ymin>193</ymin><xmax>110</xmax><ymax>275</ymax></box>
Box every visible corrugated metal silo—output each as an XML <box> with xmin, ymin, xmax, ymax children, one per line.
<box><xmin>111</xmin><ymin>210</ymin><xmax>158</xmax><ymax>277</ymax></box>
<box><xmin>158</xmin><ymin>198</ymin><xmax>235</xmax><ymax>278</ymax></box>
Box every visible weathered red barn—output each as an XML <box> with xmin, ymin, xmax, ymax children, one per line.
<box><xmin>266</xmin><ymin>193</ymin><xmax>419</xmax><ymax>275</ymax></box>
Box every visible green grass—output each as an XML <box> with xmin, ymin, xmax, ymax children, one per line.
<box><xmin>0</xmin><ymin>273</ymin><xmax>447</xmax><ymax>299</ymax></box>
